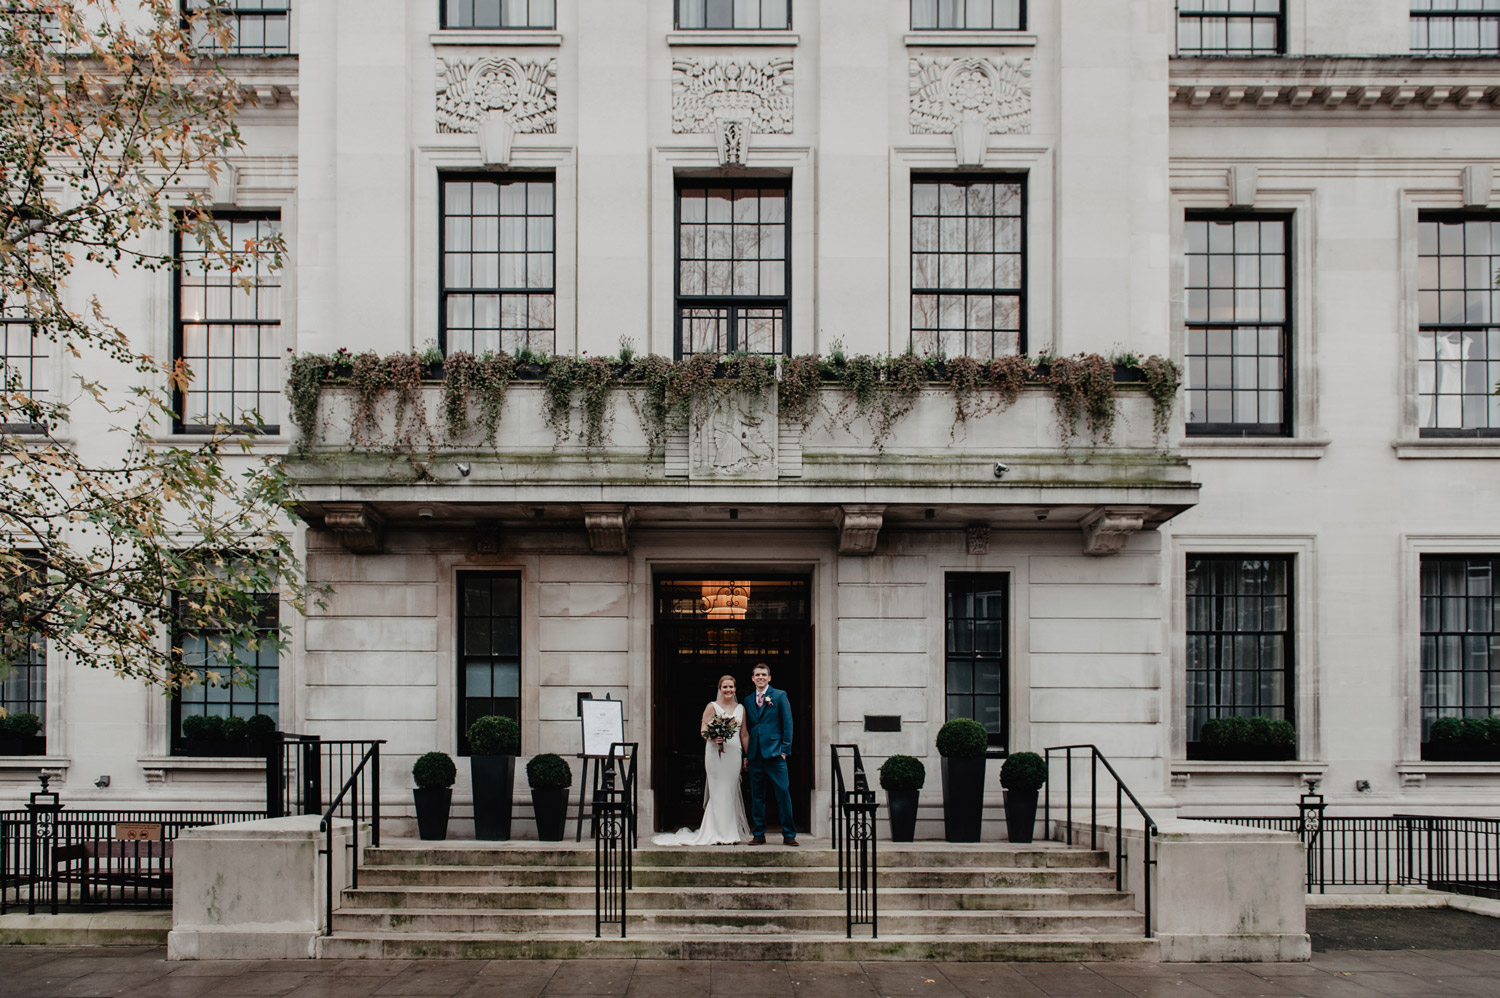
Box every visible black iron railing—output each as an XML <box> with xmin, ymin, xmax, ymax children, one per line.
<box><xmin>1043</xmin><ymin>744</ymin><xmax>1157</xmax><ymax>940</ymax></box>
<box><xmin>1</xmin><ymin>777</ymin><xmax>262</xmax><ymax>914</ymax></box>
<box><xmin>268</xmin><ymin>733</ymin><xmax>383</xmax><ymax>827</ymax></box>
<box><xmin>830</xmin><ymin>743</ymin><xmax>878</xmax><ymax>939</ymax></box>
<box><xmin>593</xmin><ymin>743</ymin><xmax>636</xmax><ymax>938</ymax></box>
<box><xmin>317</xmin><ymin>739</ymin><xmax>383</xmax><ymax>936</ymax></box>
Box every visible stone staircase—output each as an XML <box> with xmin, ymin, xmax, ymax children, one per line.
<box><xmin>315</xmin><ymin>840</ymin><xmax>1157</xmax><ymax>960</ymax></box>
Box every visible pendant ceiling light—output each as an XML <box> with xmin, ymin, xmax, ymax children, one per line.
<box><xmin>701</xmin><ymin>582</ymin><xmax>750</xmax><ymax>619</ymax></box>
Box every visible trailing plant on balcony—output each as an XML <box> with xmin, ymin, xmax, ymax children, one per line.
<box><xmin>441</xmin><ymin>350</ymin><xmax>517</xmax><ymax>444</ymax></box>
<box><xmin>1141</xmin><ymin>355</ymin><xmax>1183</xmax><ymax>441</ymax></box>
<box><xmin>1045</xmin><ymin>353</ymin><xmax>1118</xmax><ymax>444</ymax></box>
<box><xmin>387</xmin><ymin>351</ymin><xmax>432</xmax><ymax>450</ymax></box>
<box><xmin>349</xmin><ymin>350</ymin><xmax>389</xmax><ymax>443</ymax></box>
<box><xmin>777</xmin><ymin>353</ymin><xmax>825</xmax><ymax>429</ymax></box>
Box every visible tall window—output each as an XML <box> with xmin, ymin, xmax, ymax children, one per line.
<box><xmin>184</xmin><ymin>1</ymin><xmax>292</xmax><ymax>55</ymax></box>
<box><xmin>171</xmin><ymin>590</ymin><xmax>279</xmax><ymax>749</ymax></box>
<box><xmin>911</xmin><ymin>0</ymin><xmax>1024</xmax><ymax>30</ymax></box>
<box><xmin>0</xmin><ymin>558</ymin><xmax>46</xmax><ymax>753</ymax></box>
<box><xmin>945</xmin><ymin>574</ymin><xmax>1008</xmax><ymax>748</ymax></box>
<box><xmin>912</xmin><ymin>176</ymin><xmax>1025</xmax><ymax>358</ymax></box>
<box><xmin>442</xmin><ymin>0</ymin><xmax>555</xmax><ymax>29</ymax></box>
<box><xmin>676</xmin><ymin>0</ymin><xmax>790</xmax><ymax>29</ymax></box>
<box><xmin>1185</xmin><ymin>555</ymin><xmax>1294</xmax><ymax>753</ymax></box>
<box><xmin>676</xmin><ymin>181</ymin><xmax>790</xmax><ymax>358</ymax></box>
<box><xmin>459</xmin><ymin>573</ymin><xmax>521</xmax><ymax>755</ymax></box>
<box><xmin>1411</xmin><ymin>1</ymin><xmax>1500</xmax><ymax>55</ymax></box>
<box><xmin>175</xmin><ymin>213</ymin><xmax>283</xmax><ymax>433</ymax></box>
<box><xmin>441</xmin><ymin>174</ymin><xmax>556</xmax><ymax>357</ymax></box>
<box><xmin>1184</xmin><ymin>214</ymin><xmax>1290</xmax><ymax>435</ymax></box>
<box><xmin>1421</xmin><ymin>556</ymin><xmax>1500</xmax><ymax>742</ymax></box>
<box><xmin>1</xmin><ymin>315</ymin><xmax>47</xmax><ymax>432</ymax></box>
<box><xmin>1176</xmin><ymin>1</ymin><xmax>1284</xmax><ymax>55</ymax></box>
<box><xmin>1417</xmin><ymin>213</ymin><xmax>1500</xmax><ymax>435</ymax></box>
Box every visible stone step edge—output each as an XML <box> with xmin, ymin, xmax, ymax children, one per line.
<box><xmin>334</xmin><ymin>907</ymin><xmax>1143</xmax><ymax>918</ymax></box>
<box><xmin>357</xmin><ymin>864</ymin><xmax>1116</xmax><ymax>875</ymax></box>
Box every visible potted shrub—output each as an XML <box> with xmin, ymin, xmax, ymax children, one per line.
<box><xmin>1425</xmin><ymin>717</ymin><xmax>1500</xmax><ymax>762</ymax></box>
<box><xmin>999</xmin><ymin>752</ymin><xmax>1048</xmax><ymax>843</ymax></box>
<box><xmin>1198</xmin><ymin>716</ymin><xmax>1296</xmax><ymax>761</ymax></box>
<box><xmin>412</xmin><ymin>751</ymin><xmax>457</xmax><ymax>841</ymax></box>
<box><xmin>467</xmin><ymin>715</ymin><xmax>520</xmax><ymax>840</ymax></box>
<box><xmin>0</xmin><ymin>711</ymin><xmax>43</xmax><ymax>755</ymax></box>
<box><xmin>527</xmin><ymin>753</ymin><xmax>573</xmax><ymax>842</ymax></box>
<box><xmin>178</xmin><ymin>713</ymin><xmax>263</xmax><ymax>757</ymax></box>
<box><xmin>879</xmin><ymin>755</ymin><xmax>925</xmax><ymax>843</ymax></box>
<box><xmin>936</xmin><ymin>718</ymin><xmax>989</xmax><ymax>843</ymax></box>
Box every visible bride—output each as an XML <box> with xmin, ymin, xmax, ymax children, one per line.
<box><xmin>652</xmin><ymin>675</ymin><xmax>751</xmax><ymax>846</ymax></box>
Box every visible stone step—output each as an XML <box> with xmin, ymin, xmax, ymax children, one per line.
<box><xmin>316</xmin><ymin>931</ymin><xmax>1159</xmax><ymax>962</ymax></box>
<box><xmin>355</xmin><ymin>865</ymin><xmax>1120</xmax><ymax>890</ymax></box>
<box><xmin>360</xmin><ymin>845</ymin><xmax>1111</xmax><ymax>871</ymax></box>
<box><xmin>330</xmin><ymin>908</ymin><xmax>1145</xmax><ymax>936</ymax></box>
<box><xmin>339</xmin><ymin>885</ymin><xmax>1137</xmax><ymax>912</ymax></box>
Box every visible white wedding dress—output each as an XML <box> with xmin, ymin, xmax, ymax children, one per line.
<box><xmin>651</xmin><ymin>701</ymin><xmax>750</xmax><ymax>846</ymax></box>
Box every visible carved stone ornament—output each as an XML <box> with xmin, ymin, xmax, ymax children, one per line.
<box><xmin>582</xmin><ymin>505</ymin><xmax>633</xmax><ymax>555</ymax></box>
<box><xmin>1079</xmin><ymin>507</ymin><xmax>1147</xmax><ymax>557</ymax></box>
<box><xmin>966</xmin><ymin>526</ymin><xmax>991</xmax><ymax>556</ymax></box>
<box><xmin>909</xmin><ymin>57</ymin><xmax>1032</xmax><ymax>165</ymax></box>
<box><xmin>323</xmin><ymin>503</ymin><xmax>385</xmax><ymax>554</ymax></box>
<box><xmin>837</xmin><ymin>505</ymin><xmax>886</xmax><ymax>556</ymax></box>
<box><xmin>436</xmin><ymin>57</ymin><xmax>557</xmax><ymax>163</ymax></box>
<box><xmin>672</xmin><ymin>57</ymin><xmax>795</xmax><ymax>166</ymax></box>
<box><xmin>689</xmin><ymin>389</ymin><xmax>778</xmax><ymax>481</ymax></box>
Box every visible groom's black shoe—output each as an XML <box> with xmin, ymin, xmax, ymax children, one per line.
<box><xmin>783</xmin><ymin>836</ymin><xmax>798</xmax><ymax>847</ymax></box>
<box><xmin>749</xmin><ymin>835</ymin><xmax>766</xmax><ymax>845</ymax></box>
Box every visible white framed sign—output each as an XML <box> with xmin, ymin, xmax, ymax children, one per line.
<box><xmin>580</xmin><ymin>697</ymin><xmax>624</xmax><ymax>759</ymax></box>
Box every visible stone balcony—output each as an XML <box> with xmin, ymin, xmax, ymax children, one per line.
<box><xmin>286</xmin><ymin>380</ymin><xmax>1199</xmax><ymax>556</ymax></box>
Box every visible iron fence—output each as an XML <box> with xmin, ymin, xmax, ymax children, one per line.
<box><xmin>268</xmin><ymin>734</ymin><xmax>383</xmax><ymax>835</ymax></box>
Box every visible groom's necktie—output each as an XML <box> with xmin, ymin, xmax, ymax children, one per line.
<box><xmin>756</xmin><ymin>692</ymin><xmax>765</xmax><ymax>708</ymax></box>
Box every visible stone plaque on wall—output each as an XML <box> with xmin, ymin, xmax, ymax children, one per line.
<box><xmin>689</xmin><ymin>389</ymin><xmax>779</xmax><ymax>481</ymax></box>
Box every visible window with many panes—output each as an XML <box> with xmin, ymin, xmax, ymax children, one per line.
<box><xmin>676</xmin><ymin>181</ymin><xmax>790</xmax><ymax>358</ymax></box>
<box><xmin>184</xmin><ymin>1</ymin><xmax>291</xmax><ymax>55</ymax></box>
<box><xmin>1185</xmin><ymin>555</ymin><xmax>1294</xmax><ymax>756</ymax></box>
<box><xmin>1</xmin><ymin>315</ymin><xmax>48</xmax><ymax>432</ymax></box>
<box><xmin>1417</xmin><ymin>213</ymin><xmax>1500</xmax><ymax>435</ymax></box>
<box><xmin>1420</xmin><ymin>555</ymin><xmax>1500</xmax><ymax>743</ymax></box>
<box><xmin>912</xmin><ymin>176</ymin><xmax>1025</xmax><ymax>358</ymax></box>
<box><xmin>175</xmin><ymin>213</ymin><xmax>282</xmax><ymax>433</ymax></box>
<box><xmin>171</xmin><ymin>590</ymin><xmax>279</xmax><ymax>751</ymax></box>
<box><xmin>1184</xmin><ymin>213</ymin><xmax>1290</xmax><ymax>435</ymax></box>
<box><xmin>911</xmin><ymin>0</ymin><xmax>1024</xmax><ymax>30</ymax></box>
<box><xmin>0</xmin><ymin>558</ymin><xmax>47</xmax><ymax>754</ymax></box>
<box><xmin>676</xmin><ymin>0</ymin><xmax>790</xmax><ymax>29</ymax></box>
<box><xmin>945</xmin><ymin>574</ymin><xmax>1008</xmax><ymax>748</ymax></box>
<box><xmin>459</xmin><ymin>573</ymin><xmax>521</xmax><ymax>755</ymax></box>
<box><xmin>1411</xmin><ymin>1</ymin><xmax>1500</xmax><ymax>55</ymax></box>
<box><xmin>442</xmin><ymin>0</ymin><xmax>555</xmax><ymax>29</ymax></box>
<box><xmin>441</xmin><ymin>174</ymin><xmax>556</xmax><ymax>357</ymax></box>
<box><xmin>1176</xmin><ymin>0</ymin><xmax>1284</xmax><ymax>55</ymax></box>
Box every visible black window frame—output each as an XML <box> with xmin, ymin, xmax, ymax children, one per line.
<box><xmin>944</xmin><ymin>573</ymin><xmax>1009</xmax><ymax>750</ymax></box>
<box><xmin>438</xmin><ymin>171</ymin><xmax>557</xmax><ymax>358</ymax></box>
<box><xmin>1411</xmin><ymin>2</ymin><xmax>1500</xmax><ymax>56</ymax></box>
<box><xmin>1416</xmin><ymin>211</ymin><xmax>1500</xmax><ymax>438</ymax></box>
<box><xmin>169</xmin><ymin>588</ymin><xmax>280</xmax><ymax>753</ymax></box>
<box><xmin>1183</xmin><ymin>210</ymin><xmax>1293</xmax><ymax>437</ymax></box>
<box><xmin>910</xmin><ymin>173</ymin><xmax>1028</xmax><ymax>359</ymax></box>
<box><xmin>675</xmin><ymin>0</ymin><xmax>792</xmax><ymax>30</ymax></box>
<box><xmin>1175</xmin><ymin>0</ymin><xmax>1286</xmax><ymax>56</ymax></box>
<box><xmin>1420</xmin><ymin>555</ymin><xmax>1500</xmax><ymax>744</ymax></box>
<box><xmin>910</xmin><ymin>0</ymin><xmax>1026</xmax><ymax>31</ymax></box>
<box><xmin>182</xmin><ymin>1</ymin><xmax>293</xmax><ymax>56</ymax></box>
<box><xmin>674</xmin><ymin>178</ymin><xmax>792</xmax><ymax>360</ymax></box>
<box><xmin>172</xmin><ymin>210</ymin><xmax>283</xmax><ymax>435</ymax></box>
<box><xmin>440</xmin><ymin>0</ymin><xmax>556</xmax><ymax>29</ymax></box>
<box><xmin>1184</xmin><ymin>554</ymin><xmax>1296</xmax><ymax>759</ymax></box>
<box><xmin>0</xmin><ymin>314</ymin><xmax>48</xmax><ymax>433</ymax></box>
<box><xmin>0</xmin><ymin>556</ymin><xmax>47</xmax><ymax>754</ymax></box>
<box><xmin>458</xmin><ymin>571</ymin><xmax>522</xmax><ymax>757</ymax></box>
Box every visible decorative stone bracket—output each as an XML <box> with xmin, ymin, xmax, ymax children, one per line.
<box><xmin>836</xmin><ymin>505</ymin><xmax>885</xmax><ymax>556</ymax></box>
<box><xmin>583</xmin><ymin>504</ymin><xmax>634</xmax><ymax>555</ymax></box>
<box><xmin>323</xmin><ymin>503</ymin><xmax>385</xmax><ymax>554</ymax></box>
<box><xmin>1080</xmin><ymin>507</ymin><xmax>1147</xmax><ymax>557</ymax></box>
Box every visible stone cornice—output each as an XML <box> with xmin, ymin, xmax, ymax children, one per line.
<box><xmin>1169</xmin><ymin>56</ymin><xmax>1500</xmax><ymax>113</ymax></box>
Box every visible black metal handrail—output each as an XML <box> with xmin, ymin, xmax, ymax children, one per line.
<box><xmin>593</xmin><ymin>742</ymin><xmax>636</xmax><ymax>938</ymax></box>
<box><xmin>268</xmin><ymin>734</ymin><xmax>383</xmax><ymax>822</ymax></box>
<box><xmin>830</xmin><ymin>743</ymin><xmax>878</xmax><ymax>938</ymax></box>
<box><xmin>1043</xmin><ymin>744</ymin><xmax>1158</xmax><ymax>939</ymax></box>
<box><xmin>317</xmin><ymin>740</ymin><xmax>383</xmax><ymax>937</ymax></box>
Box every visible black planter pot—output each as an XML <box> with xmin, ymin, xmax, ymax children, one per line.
<box><xmin>470</xmin><ymin>755</ymin><xmax>516</xmax><ymax>840</ymax></box>
<box><xmin>887</xmin><ymin>788</ymin><xmax>920</xmax><ymax>842</ymax></box>
<box><xmin>1004</xmin><ymin>789</ymin><xmax>1040</xmax><ymax>843</ymax></box>
<box><xmin>941</xmin><ymin>756</ymin><xmax>986</xmax><ymax>843</ymax></box>
<box><xmin>532</xmin><ymin>787</ymin><xmax>570</xmax><ymax>841</ymax></box>
<box><xmin>413</xmin><ymin>787</ymin><xmax>452</xmax><ymax>841</ymax></box>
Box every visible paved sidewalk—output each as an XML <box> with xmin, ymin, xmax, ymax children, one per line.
<box><xmin>6</xmin><ymin>947</ymin><xmax>1500</xmax><ymax>998</ymax></box>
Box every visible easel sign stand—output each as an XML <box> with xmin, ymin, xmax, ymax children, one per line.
<box><xmin>575</xmin><ymin>694</ymin><xmax>624</xmax><ymax>841</ymax></box>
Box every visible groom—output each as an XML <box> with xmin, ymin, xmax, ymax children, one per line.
<box><xmin>744</xmin><ymin>662</ymin><xmax>797</xmax><ymax>846</ymax></box>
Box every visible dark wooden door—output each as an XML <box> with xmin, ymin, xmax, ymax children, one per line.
<box><xmin>652</xmin><ymin>575</ymin><xmax>813</xmax><ymax>833</ymax></box>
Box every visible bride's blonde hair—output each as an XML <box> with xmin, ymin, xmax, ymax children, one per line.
<box><xmin>716</xmin><ymin>675</ymin><xmax>737</xmax><ymax>696</ymax></box>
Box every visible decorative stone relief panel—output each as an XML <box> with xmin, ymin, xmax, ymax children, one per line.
<box><xmin>689</xmin><ymin>390</ymin><xmax>778</xmax><ymax>481</ymax></box>
<box><xmin>909</xmin><ymin>56</ymin><xmax>1031</xmax><ymax>165</ymax></box>
<box><xmin>436</xmin><ymin>56</ymin><xmax>558</xmax><ymax>140</ymax></box>
<box><xmin>672</xmin><ymin>57</ymin><xmax>794</xmax><ymax>165</ymax></box>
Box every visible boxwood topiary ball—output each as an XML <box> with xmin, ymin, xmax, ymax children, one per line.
<box><xmin>413</xmin><ymin>751</ymin><xmax>457</xmax><ymax>789</ymax></box>
<box><xmin>467</xmin><ymin>715</ymin><xmax>521</xmax><ymax>756</ymax></box>
<box><xmin>1000</xmin><ymin>751</ymin><xmax>1048</xmax><ymax>792</ymax></box>
<box><xmin>526</xmin><ymin>753</ymin><xmax>573</xmax><ymax>789</ymax></box>
<box><xmin>879</xmin><ymin>754</ymin><xmax>926</xmax><ymax>791</ymax></box>
<box><xmin>936</xmin><ymin>717</ymin><xmax>988</xmax><ymax>758</ymax></box>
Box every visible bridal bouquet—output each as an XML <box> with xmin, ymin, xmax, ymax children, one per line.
<box><xmin>703</xmin><ymin>715</ymin><xmax>739</xmax><ymax>756</ymax></box>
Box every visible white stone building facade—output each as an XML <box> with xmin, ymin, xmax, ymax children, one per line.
<box><xmin>3</xmin><ymin>0</ymin><xmax>1499</xmax><ymax>835</ymax></box>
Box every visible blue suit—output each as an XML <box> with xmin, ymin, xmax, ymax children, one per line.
<box><xmin>746</xmin><ymin>685</ymin><xmax>795</xmax><ymax>838</ymax></box>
